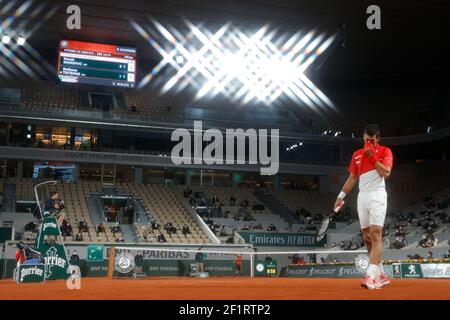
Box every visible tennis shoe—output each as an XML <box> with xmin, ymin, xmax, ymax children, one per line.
<box><xmin>360</xmin><ymin>275</ymin><xmax>380</xmax><ymax>290</ymax></box>
<box><xmin>379</xmin><ymin>274</ymin><xmax>390</xmax><ymax>287</ymax></box>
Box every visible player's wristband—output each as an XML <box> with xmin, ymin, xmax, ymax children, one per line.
<box><xmin>337</xmin><ymin>191</ymin><xmax>346</xmax><ymax>199</ymax></box>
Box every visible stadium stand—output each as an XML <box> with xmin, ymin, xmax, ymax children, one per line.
<box><xmin>172</xmin><ymin>185</ymin><xmax>296</xmax><ymax>239</ymax></box>
<box><xmin>20</xmin><ymin>82</ymin><xmax>82</xmax><ymax>111</ymax></box>
<box><xmin>121</xmin><ymin>91</ymin><xmax>184</xmax><ymax>123</ymax></box>
<box><xmin>10</xmin><ymin>178</ymin><xmax>121</xmax><ymax>242</ymax></box>
<box><xmin>3</xmin><ymin>80</ymin><xmax>449</xmax><ymax>138</ymax></box>
<box><xmin>117</xmin><ymin>183</ymin><xmax>211</xmax><ymax>244</ymax></box>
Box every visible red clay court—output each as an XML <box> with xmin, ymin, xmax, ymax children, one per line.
<box><xmin>1</xmin><ymin>277</ymin><xmax>449</xmax><ymax>300</ymax></box>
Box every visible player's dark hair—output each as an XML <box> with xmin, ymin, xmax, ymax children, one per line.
<box><xmin>364</xmin><ymin>124</ymin><xmax>380</xmax><ymax>137</ymax></box>
<box><xmin>50</xmin><ymin>191</ymin><xmax>58</xmax><ymax>197</ymax></box>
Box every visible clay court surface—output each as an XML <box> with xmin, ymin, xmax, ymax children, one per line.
<box><xmin>1</xmin><ymin>277</ymin><xmax>450</xmax><ymax>300</ymax></box>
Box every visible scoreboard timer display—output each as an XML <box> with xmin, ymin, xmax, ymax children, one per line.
<box><xmin>58</xmin><ymin>40</ymin><xmax>136</xmax><ymax>88</ymax></box>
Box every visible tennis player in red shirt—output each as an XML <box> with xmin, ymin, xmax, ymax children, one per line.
<box><xmin>334</xmin><ymin>124</ymin><xmax>393</xmax><ymax>289</ymax></box>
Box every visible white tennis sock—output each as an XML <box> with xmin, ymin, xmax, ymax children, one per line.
<box><xmin>378</xmin><ymin>262</ymin><xmax>385</xmax><ymax>276</ymax></box>
<box><xmin>366</xmin><ymin>264</ymin><xmax>378</xmax><ymax>280</ymax></box>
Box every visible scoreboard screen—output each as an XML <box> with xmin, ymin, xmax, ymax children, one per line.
<box><xmin>58</xmin><ymin>40</ymin><xmax>136</xmax><ymax>88</ymax></box>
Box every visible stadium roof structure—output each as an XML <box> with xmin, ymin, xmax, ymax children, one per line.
<box><xmin>6</xmin><ymin>0</ymin><xmax>450</xmax><ymax>79</ymax></box>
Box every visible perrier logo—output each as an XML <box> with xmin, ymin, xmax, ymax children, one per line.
<box><xmin>45</xmin><ymin>247</ymin><xmax>67</xmax><ymax>278</ymax></box>
<box><xmin>43</xmin><ymin>222</ymin><xmax>57</xmax><ymax>230</ymax></box>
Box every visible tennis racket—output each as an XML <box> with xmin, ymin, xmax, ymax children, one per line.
<box><xmin>316</xmin><ymin>202</ymin><xmax>344</xmax><ymax>242</ymax></box>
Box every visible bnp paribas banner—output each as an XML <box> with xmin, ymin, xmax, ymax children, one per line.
<box><xmin>113</xmin><ymin>248</ymin><xmax>251</xmax><ymax>277</ymax></box>
<box><xmin>239</xmin><ymin>231</ymin><xmax>325</xmax><ymax>247</ymax></box>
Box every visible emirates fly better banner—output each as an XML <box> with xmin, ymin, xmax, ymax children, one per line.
<box><xmin>238</xmin><ymin>231</ymin><xmax>326</xmax><ymax>247</ymax></box>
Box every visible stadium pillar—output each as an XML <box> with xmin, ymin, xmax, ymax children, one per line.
<box><xmin>73</xmin><ymin>164</ymin><xmax>80</xmax><ymax>181</ymax></box>
<box><xmin>16</xmin><ymin>161</ymin><xmax>23</xmax><ymax>179</ymax></box>
<box><xmin>134</xmin><ymin>167</ymin><xmax>143</xmax><ymax>184</ymax></box>
<box><xmin>319</xmin><ymin>175</ymin><xmax>329</xmax><ymax>192</ymax></box>
<box><xmin>70</xmin><ymin>128</ymin><xmax>75</xmax><ymax>148</ymax></box>
<box><xmin>232</xmin><ymin>172</ymin><xmax>241</xmax><ymax>187</ymax></box>
<box><xmin>273</xmin><ymin>175</ymin><xmax>281</xmax><ymax>192</ymax></box>
<box><xmin>6</xmin><ymin>123</ymin><xmax>11</xmax><ymax>145</ymax></box>
<box><xmin>1</xmin><ymin>160</ymin><xmax>6</xmax><ymax>178</ymax></box>
<box><xmin>186</xmin><ymin>169</ymin><xmax>193</xmax><ymax>186</ymax></box>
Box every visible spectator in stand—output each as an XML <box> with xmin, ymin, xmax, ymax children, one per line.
<box><xmin>111</xmin><ymin>225</ymin><xmax>121</xmax><ymax>234</ymax></box>
<box><xmin>289</xmin><ymin>254</ymin><xmax>300</xmax><ymax>264</ymax></box>
<box><xmin>75</xmin><ymin>232</ymin><xmax>83</xmax><ymax>241</ymax></box>
<box><xmin>306</xmin><ymin>221</ymin><xmax>317</xmax><ymax>231</ymax></box>
<box><xmin>182</xmin><ymin>224</ymin><xmax>191</xmax><ymax>236</ymax></box>
<box><xmin>444</xmin><ymin>249</ymin><xmax>450</xmax><ymax>259</ymax></box>
<box><xmin>78</xmin><ymin>219</ymin><xmax>88</xmax><ymax>233</ymax></box>
<box><xmin>349</xmin><ymin>240</ymin><xmax>360</xmax><ymax>250</ymax></box>
<box><xmin>416</xmin><ymin>254</ymin><xmax>424</xmax><ymax>260</ymax></box>
<box><xmin>320</xmin><ymin>257</ymin><xmax>326</xmax><ymax>264</ymax></box>
<box><xmin>340</xmin><ymin>241</ymin><xmax>349</xmax><ymax>250</ymax></box>
<box><xmin>418</xmin><ymin>235</ymin><xmax>434</xmax><ymax>248</ymax></box>
<box><xmin>407</xmin><ymin>211</ymin><xmax>417</xmax><ymax>221</ymax></box>
<box><xmin>97</xmin><ymin>223</ymin><xmax>106</xmax><ymax>235</ymax></box>
<box><xmin>164</xmin><ymin>222</ymin><xmax>173</xmax><ymax>232</ymax></box>
<box><xmin>151</xmin><ymin>221</ymin><xmax>159</xmax><ymax>230</ymax></box>
<box><xmin>60</xmin><ymin>219</ymin><xmax>68</xmax><ymax>235</ymax></box>
<box><xmin>295</xmin><ymin>207</ymin><xmax>300</xmax><ymax>217</ymax></box>
<box><xmin>229</xmin><ymin>195</ymin><xmax>236</xmax><ymax>206</ymax></box>
<box><xmin>308</xmin><ymin>253</ymin><xmax>317</xmax><ymax>264</ymax></box>
<box><xmin>157</xmin><ymin>234</ymin><xmax>167</xmax><ymax>242</ymax></box>
<box><xmin>427</xmin><ymin>251</ymin><xmax>433</xmax><ymax>260</ymax></box>
<box><xmin>219</xmin><ymin>225</ymin><xmax>227</xmax><ymax>236</ymax></box>
<box><xmin>224</xmin><ymin>209</ymin><xmax>231</xmax><ymax>218</ymax></box>
<box><xmin>183</xmin><ymin>188</ymin><xmax>192</xmax><ymax>198</ymax></box>
<box><xmin>66</xmin><ymin>222</ymin><xmax>73</xmax><ymax>236</ymax></box>
<box><xmin>439</xmin><ymin>195</ymin><xmax>449</xmax><ymax>209</ymax></box>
